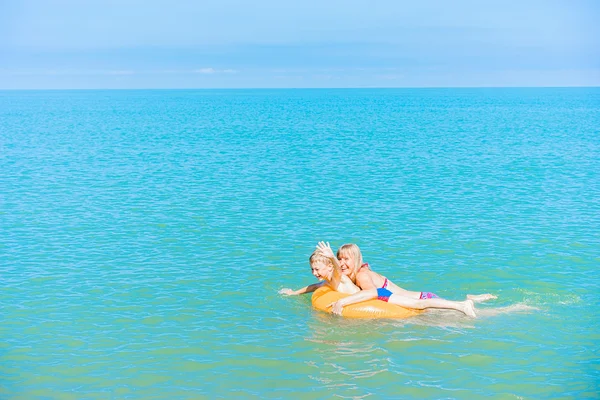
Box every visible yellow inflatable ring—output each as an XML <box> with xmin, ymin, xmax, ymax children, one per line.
<box><xmin>311</xmin><ymin>286</ymin><xmax>423</xmax><ymax>319</ymax></box>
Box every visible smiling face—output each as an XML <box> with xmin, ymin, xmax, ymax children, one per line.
<box><xmin>310</xmin><ymin>260</ymin><xmax>333</xmax><ymax>281</ymax></box>
<box><xmin>309</xmin><ymin>251</ymin><xmax>334</xmax><ymax>282</ymax></box>
<box><xmin>337</xmin><ymin>252</ymin><xmax>355</xmax><ymax>277</ymax></box>
<box><xmin>336</xmin><ymin>244</ymin><xmax>363</xmax><ymax>281</ymax></box>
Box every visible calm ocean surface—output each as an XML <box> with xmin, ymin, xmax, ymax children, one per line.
<box><xmin>1</xmin><ymin>88</ymin><xmax>599</xmax><ymax>399</ymax></box>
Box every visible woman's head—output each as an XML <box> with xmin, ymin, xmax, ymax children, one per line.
<box><xmin>336</xmin><ymin>243</ymin><xmax>363</xmax><ymax>282</ymax></box>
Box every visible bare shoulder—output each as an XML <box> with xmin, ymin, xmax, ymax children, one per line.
<box><xmin>356</xmin><ymin>268</ymin><xmax>370</xmax><ymax>282</ymax></box>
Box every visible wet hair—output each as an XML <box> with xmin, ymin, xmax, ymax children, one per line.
<box><xmin>336</xmin><ymin>243</ymin><xmax>363</xmax><ymax>282</ymax></box>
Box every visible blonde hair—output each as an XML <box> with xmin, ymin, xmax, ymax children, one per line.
<box><xmin>309</xmin><ymin>250</ymin><xmax>333</xmax><ymax>269</ymax></box>
<box><xmin>336</xmin><ymin>243</ymin><xmax>363</xmax><ymax>282</ymax></box>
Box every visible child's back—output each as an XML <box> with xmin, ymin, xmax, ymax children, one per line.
<box><xmin>335</xmin><ymin>274</ymin><xmax>361</xmax><ymax>294</ymax></box>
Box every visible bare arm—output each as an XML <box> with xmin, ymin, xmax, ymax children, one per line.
<box><xmin>328</xmin><ymin>289</ymin><xmax>379</xmax><ymax>315</ymax></box>
<box><xmin>279</xmin><ymin>281</ymin><xmax>325</xmax><ymax>295</ymax></box>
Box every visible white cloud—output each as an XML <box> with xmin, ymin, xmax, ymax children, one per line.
<box><xmin>1</xmin><ymin>68</ymin><xmax>242</xmax><ymax>77</ymax></box>
<box><xmin>194</xmin><ymin>68</ymin><xmax>239</xmax><ymax>74</ymax></box>
<box><xmin>105</xmin><ymin>70</ymin><xmax>135</xmax><ymax>75</ymax></box>
<box><xmin>195</xmin><ymin>68</ymin><xmax>216</xmax><ymax>74</ymax></box>
<box><xmin>376</xmin><ymin>74</ymin><xmax>403</xmax><ymax>80</ymax></box>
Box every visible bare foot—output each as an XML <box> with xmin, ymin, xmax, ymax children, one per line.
<box><xmin>467</xmin><ymin>293</ymin><xmax>497</xmax><ymax>303</ymax></box>
<box><xmin>461</xmin><ymin>299</ymin><xmax>477</xmax><ymax>318</ymax></box>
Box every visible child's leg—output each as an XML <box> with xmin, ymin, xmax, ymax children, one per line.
<box><xmin>467</xmin><ymin>294</ymin><xmax>497</xmax><ymax>303</ymax></box>
<box><xmin>388</xmin><ymin>294</ymin><xmax>476</xmax><ymax>318</ymax></box>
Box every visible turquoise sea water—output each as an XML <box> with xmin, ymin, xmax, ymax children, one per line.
<box><xmin>1</xmin><ymin>88</ymin><xmax>599</xmax><ymax>399</ymax></box>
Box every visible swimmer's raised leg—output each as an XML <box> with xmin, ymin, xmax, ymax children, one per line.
<box><xmin>467</xmin><ymin>294</ymin><xmax>497</xmax><ymax>303</ymax></box>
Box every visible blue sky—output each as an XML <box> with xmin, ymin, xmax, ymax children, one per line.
<box><xmin>1</xmin><ymin>0</ymin><xmax>598</xmax><ymax>89</ymax></box>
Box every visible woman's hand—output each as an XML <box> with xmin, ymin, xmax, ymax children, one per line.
<box><xmin>316</xmin><ymin>241</ymin><xmax>335</xmax><ymax>259</ymax></box>
<box><xmin>328</xmin><ymin>300</ymin><xmax>345</xmax><ymax>316</ymax></box>
<box><xmin>279</xmin><ymin>288</ymin><xmax>295</xmax><ymax>295</ymax></box>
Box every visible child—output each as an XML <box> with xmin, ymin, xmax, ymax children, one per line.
<box><xmin>294</xmin><ymin>242</ymin><xmax>361</xmax><ymax>295</ymax></box>
<box><xmin>279</xmin><ymin>242</ymin><xmax>360</xmax><ymax>296</ymax></box>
